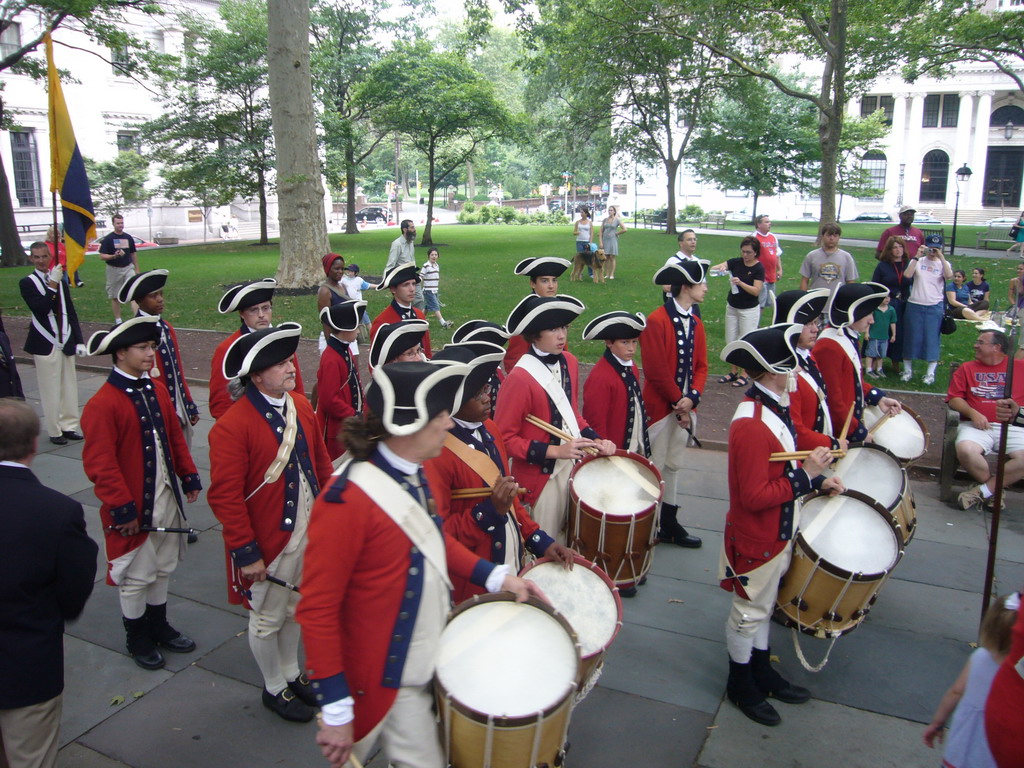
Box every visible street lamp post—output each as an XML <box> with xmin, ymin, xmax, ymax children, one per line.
<box><xmin>950</xmin><ymin>163</ymin><xmax>973</xmax><ymax>257</ymax></box>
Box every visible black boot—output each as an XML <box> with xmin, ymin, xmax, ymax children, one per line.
<box><xmin>145</xmin><ymin>603</ymin><xmax>196</xmax><ymax>653</ymax></box>
<box><xmin>751</xmin><ymin>648</ymin><xmax>810</xmax><ymax>704</ymax></box>
<box><xmin>123</xmin><ymin>616</ymin><xmax>165</xmax><ymax>670</ymax></box>
<box><xmin>262</xmin><ymin>688</ymin><xmax>316</xmax><ymax>722</ymax></box>
<box><xmin>657</xmin><ymin>503</ymin><xmax>702</xmax><ymax>548</ymax></box>
<box><xmin>726</xmin><ymin>659</ymin><xmax>781</xmax><ymax>726</ymax></box>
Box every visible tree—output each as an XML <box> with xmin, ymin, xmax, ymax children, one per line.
<box><xmin>266</xmin><ymin>0</ymin><xmax>329</xmax><ymax>287</ymax></box>
<box><xmin>689</xmin><ymin>76</ymin><xmax>819</xmax><ymax>222</ymax></box>
<box><xmin>84</xmin><ymin>151</ymin><xmax>149</xmax><ymax>219</ymax></box>
<box><xmin>140</xmin><ymin>0</ymin><xmax>275</xmax><ymax>244</ymax></box>
<box><xmin>833</xmin><ymin>112</ymin><xmax>889</xmax><ymax>218</ymax></box>
<box><xmin>0</xmin><ymin>0</ymin><xmax>162</xmax><ymax>266</ymax></box>
<box><xmin>158</xmin><ymin>151</ymin><xmax>236</xmax><ymax>242</ymax></box>
<box><xmin>359</xmin><ymin>44</ymin><xmax>526</xmax><ymax>246</ymax></box>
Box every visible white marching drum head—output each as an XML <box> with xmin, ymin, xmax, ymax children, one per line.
<box><xmin>799</xmin><ymin>495</ymin><xmax>900</xmax><ymax>575</ymax></box>
<box><xmin>572</xmin><ymin>455</ymin><xmax>660</xmax><ymax>516</ymax></box>
<box><xmin>863</xmin><ymin>406</ymin><xmax>926</xmax><ymax>460</ymax></box>
<box><xmin>436</xmin><ymin>600</ymin><xmax>577</xmax><ymax>717</ymax></box>
<box><xmin>828</xmin><ymin>447</ymin><xmax>904</xmax><ymax>507</ymax></box>
<box><xmin>522</xmin><ymin>563</ymin><xmax>619</xmax><ymax>657</ymax></box>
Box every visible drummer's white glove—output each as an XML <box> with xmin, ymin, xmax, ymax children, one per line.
<box><xmin>47</xmin><ymin>265</ymin><xmax>64</xmax><ymax>285</ymax></box>
<box><xmin>75</xmin><ymin>344</ymin><xmax>88</xmax><ymax>357</ymax></box>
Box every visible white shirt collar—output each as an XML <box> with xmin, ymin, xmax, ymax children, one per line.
<box><xmin>260</xmin><ymin>392</ymin><xmax>287</xmax><ymax>408</ymax></box>
<box><xmin>672</xmin><ymin>297</ymin><xmax>693</xmax><ymax>316</ymax></box>
<box><xmin>113</xmin><ymin>366</ymin><xmax>151</xmax><ymax>381</ymax></box>
<box><xmin>0</xmin><ymin>460</ymin><xmax>29</xmax><ymax>469</ymax></box>
<box><xmin>453</xmin><ymin>416</ymin><xmax>483</xmax><ymax>430</ymax></box>
<box><xmin>612</xmin><ymin>353</ymin><xmax>633</xmax><ymax>367</ymax></box>
<box><xmin>753</xmin><ymin>381</ymin><xmax>782</xmax><ymax>403</ymax></box>
<box><xmin>139</xmin><ymin>309</ymin><xmax>161</xmax><ymax>319</ymax></box>
<box><xmin>378</xmin><ymin>441</ymin><xmax>420</xmax><ymax>475</ymax></box>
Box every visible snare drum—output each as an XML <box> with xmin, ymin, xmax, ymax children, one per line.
<box><xmin>776</xmin><ymin>490</ymin><xmax>903</xmax><ymax>638</ymax></box>
<box><xmin>568</xmin><ymin>451</ymin><xmax>664</xmax><ymax>589</ymax></box>
<box><xmin>520</xmin><ymin>556</ymin><xmax>623</xmax><ymax>696</ymax></box>
<box><xmin>435</xmin><ymin>594</ymin><xmax>580</xmax><ymax>768</ymax></box>
<box><xmin>862</xmin><ymin>404</ymin><xmax>930</xmax><ymax>465</ymax></box>
<box><xmin>827</xmin><ymin>444</ymin><xmax>916</xmax><ymax>544</ymax></box>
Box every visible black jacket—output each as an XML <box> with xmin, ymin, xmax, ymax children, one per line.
<box><xmin>19</xmin><ymin>272</ymin><xmax>83</xmax><ymax>356</ymax></box>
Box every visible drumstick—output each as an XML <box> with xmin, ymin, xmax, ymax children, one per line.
<box><xmin>769</xmin><ymin>449</ymin><xmax>846</xmax><ymax>462</ymax></box>
<box><xmin>451</xmin><ymin>487</ymin><xmax>528</xmax><ymax>500</ymax></box>
<box><xmin>347</xmin><ymin>754</ymin><xmax>364</xmax><ymax>768</ymax></box>
<box><xmin>525</xmin><ymin>414</ymin><xmax>599</xmax><ymax>456</ymax></box>
<box><xmin>838</xmin><ymin>402</ymin><xmax>856</xmax><ymax>442</ymax></box>
<box><xmin>867</xmin><ymin>410</ymin><xmax>894</xmax><ymax>436</ymax></box>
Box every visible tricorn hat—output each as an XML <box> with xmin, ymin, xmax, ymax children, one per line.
<box><xmin>369</xmin><ymin>319</ymin><xmax>428</xmax><ymax>369</ymax></box>
<box><xmin>825</xmin><ymin>282</ymin><xmax>889</xmax><ymax>328</ymax></box>
<box><xmin>451</xmin><ymin>319</ymin><xmax>511</xmax><ymax>348</ymax></box>
<box><xmin>86</xmin><ymin>315</ymin><xmax>161</xmax><ymax>356</ymax></box>
<box><xmin>117</xmin><ymin>269</ymin><xmax>168</xmax><ymax>305</ymax></box>
<box><xmin>653</xmin><ymin>259</ymin><xmax>708</xmax><ymax>287</ymax></box>
<box><xmin>365</xmin><ymin>360</ymin><xmax>471</xmax><ymax>436</ymax></box>
<box><xmin>218</xmin><ymin>278</ymin><xmax>277</xmax><ymax>314</ymax></box>
<box><xmin>582</xmin><ymin>311</ymin><xmax>646</xmax><ymax>341</ymax></box>
<box><xmin>321</xmin><ymin>300</ymin><xmax>366</xmax><ymax>333</ymax></box>
<box><xmin>720</xmin><ymin>323</ymin><xmax>803</xmax><ymax>375</ymax></box>
<box><xmin>432</xmin><ymin>341</ymin><xmax>506</xmax><ymax>409</ymax></box>
<box><xmin>513</xmin><ymin>256</ymin><xmax>571</xmax><ymax>279</ymax></box>
<box><xmin>376</xmin><ymin>262</ymin><xmax>420</xmax><ymax>291</ymax></box>
<box><xmin>771</xmin><ymin>289</ymin><xmax>829</xmax><ymax>326</ymax></box>
<box><xmin>506</xmin><ymin>294</ymin><xmax>585</xmax><ymax>336</ymax></box>
<box><xmin>222</xmin><ymin>322</ymin><xmax>301</xmax><ymax>380</ymax></box>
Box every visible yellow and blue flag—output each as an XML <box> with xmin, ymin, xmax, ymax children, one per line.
<box><xmin>46</xmin><ymin>32</ymin><xmax>96</xmax><ymax>283</ymax></box>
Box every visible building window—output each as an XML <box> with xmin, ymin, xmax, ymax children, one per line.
<box><xmin>991</xmin><ymin>105</ymin><xmax>1024</xmax><ymax>127</ymax></box>
<box><xmin>0</xmin><ymin>22</ymin><xmax>21</xmax><ymax>60</ymax></box>
<box><xmin>10</xmin><ymin>131</ymin><xmax>42</xmax><ymax>207</ymax></box>
<box><xmin>111</xmin><ymin>45</ymin><xmax>131</xmax><ymax>75</ymax></box>
<box><xmin>919</xmin><ymin>149</ymin><xmax>949</xmax><ymax>203</ymax></box>
<box><xmin>861</xmin><ymin>95</ymin><xmax>894</xmax><ymax>125</ymax></box>
<box><xmin>922</xmin><ymin>94</ymin><xmax>959</xmax><ymax>128</ymax></box>
<box><xmin>861</xmin><ymin>151</ymin><xmax>887</xmax><ymax>200</ymax></box>
<box><xmin>116</xmin><ymin>131</ymin><xmax>137</xmax><ymax>152</ymax></box>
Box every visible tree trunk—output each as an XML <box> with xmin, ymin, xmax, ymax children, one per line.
<box><xmin>664</xmin><ymin>157</ymin><xmax>680</xmax><ymax>236</ymax></box>
<box><xmin>818</xmin><ymin>110</ymin><xmax>841</xmax><ymax>224</ymax></box>
<box><xmin>421</xmin><ymin>152</ymin><xmax>436</xmax><ymax>246</ymax></box>
<box><xmin>345</xmin><ymin>140</ymin><xmax>359</xmax><ymax>234</ymax></box>
<box><xmin>257</xmin><ymin>168</ymin><xmax>269</xmax><ymax>245</ymax></box>
<box><xmin>0</xmin><ymin>151</ymin><xmax>26</xmax><ymax>268</ymax></box>
<box><xmin>751</xmin><ymin>190</ymin><xmax>760</xmax><ymax>224</ymax></box>
<box><xmin>266</xmin><ymin>0</ymin><xmax>328</xmax><ymax>288</ymax></box>
<box><xmin>466</xmin><ymin>161</ymin><xmax>475</xmax><ymax>200</ymax></box>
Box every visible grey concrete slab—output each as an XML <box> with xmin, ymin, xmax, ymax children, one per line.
<box><xmin>569</xmin><ymin>686</ymin><xmax>714</xmax><ymax>768</ymax></box>
<box><xmin>698</xmin><ymin>698</ymin><xmax>935</xmax><ymax>768</ymax></box>
<box><xmin>79</xmin><ymin>503</ymin><xmax>109</xmax><ymax>582</ymax></box>
<box><xmin>78</xmin><ymin>666</ymin><xmax>323</xmax><ymax>768</ymax></box>
<box><xmin>58</xmin><ymin>743</ymin><xmax>132</xmax><ymax>767</ymax></box>
<box><xmin>895</xmin><ymin>537</ymin><xmax>1024</xmax><ymax>593</ymax></box>
<box><xmin>868</xmin><ymin>577</ymin><xmax>981</xmax><ymax>645</ymax></box>
<box><xmin>65</xmin><ymin>584</ymin><xmax>244</xmax><ymax>671</ymax></box>
<box><xmin>165</xmin><ymin>527</ymin><xmax>247</xmax><ymax>615</ymax></box>
<box><xmin>598</xmin><ymin>622</ymin><xmax>725</xmax><ymax>714</ymax></box>
<box><xmin>768</xmin><ymin>622</ymin><xmax>970</xmax><ymax>724</ymax></box>
<box><xmin>624</xmin><ymin>575</ymin><xmax>732</xmax><ymax>644</ymax></box>
<box><xmin>649</xmin><ymin>538</ymin><xmax>722</xmax><ymax>584</ymax></box>
<box><xmin>29</xmin><ymin>452</ymin><xmax>93</xmax><ymax>496</ymax></box>
<box><xmin>60</xmin><ymin>635</ymin><xmax>173</xmax><ymax>746</ymax></box>
<box><xmin>195</xmin><ymin>632</ymin><xmax>263</xmax><ymax>689</ymax></box>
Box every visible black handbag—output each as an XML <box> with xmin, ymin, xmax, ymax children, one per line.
<box><xmin>1011</xmin><ymin>225</ymin><xmax>1021</xmax><ymax>239</ymax></box>
<box><xmin>941</xmin><ymin>309</ymin><xmax>957</xmax><ymax>335</ymax></box>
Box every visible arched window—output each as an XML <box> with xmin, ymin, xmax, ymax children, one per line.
<box><xmin>919</xmin><ymin>150</ymin><xmax>949</xmax><ymax>203</ymax></box>
<box><xmin>861</xmin><ymin>151</ymin><xmax>887</xmax><ymax>200</ymax></box>
<box><xmin>990</xmin><ymin>105</ymin><xmax>1024</xmax><ymax>127</ymax></box>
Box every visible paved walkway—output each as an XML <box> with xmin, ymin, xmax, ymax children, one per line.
<box><xmin>15</xmin><ymin>360</ymin><xmax>1024</xmax><ymax>768</ymax></box>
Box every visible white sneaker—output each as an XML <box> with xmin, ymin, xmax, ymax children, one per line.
<box><xmin>922</xmin><ymin>373</ymin><xmax>935</xmax><ymax>385</ymax></box>
<box><xmin>900</xmin><ymin>370</ymin><xmax>912</xmax><ymax>382</ymax></box>
<box><xmin>958</xmin><ymin>485</ymin><xmax>985</xmax><ymax>511</ymax></box>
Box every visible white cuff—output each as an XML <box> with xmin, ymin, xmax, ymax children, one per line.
<box><xmin>484</xmin><ymin>564</ymin><xmax>512</xmax><ymax>593</ymax></box>
<box><xmin>320</xmin><ymin>697</ymin><xmax>354</xmax><ymax>726</ymax></box>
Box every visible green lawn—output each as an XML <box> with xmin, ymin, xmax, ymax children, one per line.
<box><xmin>1</xmin><ymin>224</ymin><xmax>1017</xmax><ymax>393</ymax></box>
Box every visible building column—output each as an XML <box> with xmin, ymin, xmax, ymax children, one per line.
<box><xmin>888</xmin><ymin>94</ymin><xmax>909</xmax><ymax>209</ymax></box>
<box><xmin>969</xmin><ymin>91</ymin><xmax>994</xmax><ymax>209</ymax></box>
<box><xmin>904</xmin><ymin>95</ymin><xmax>926</xmax><ymax>208</ymax></box>
<box><xmin>951</xmin><ymin>92</ymin><xmax>975</xmax><ymax>207</ymax></box>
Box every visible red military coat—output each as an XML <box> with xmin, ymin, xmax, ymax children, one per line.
<box><xmin>640</xmin><ymin>304</ymin><xmax>707</xmax><ymax>424</ymax></box>
<box><xmin>790</xmin><ymin>374</ymin><xmax>833</xmax><ymax>451</ymax></box>
<box><xmin>316</xmin><ymin>338</ymin><xmax>361</xmax><ymax>460</ymax></box>
<box><xmin>583</xmin><ymin>353</ymin><xmax>641</xmax><ymax>451</ymax></box>
<box><xmin>424</xmin><ymin>419</ymin><xmax>553</xmax><ymax>603</ymax></box>
<box><xmin>150</xmin><ymin>317</ymin><xmax>199</xmax><ymax>421</ymax></box>
<box><xmin>494</xmin><ymin>351</ymin><xmax>593</xmax><ymax>505</ymax></box>
<box><xmin>369</xmin><ymin>303</ymin><xmax>433</xmax><ymax>360</ymax></box>
<box><xmin>81</xmin><ymin>373</ymin><xmax>200</xmax><ymax>585</ymax></box>
<box><xmin>297</xmin><ymin>471</ymin><xmax>491</xmax><ymax>742</ymax></box>
<box><xmin>207</xmin><ymin>390</ymin><xmax>333</xmax><ymax>605</ymax></box>
<box><xmin>209</xmin><ymin>327</ymin><xmax>306</xmax><ymax>420</ymax></box>
<box><xmin>812</xmin><ymin>332</ymin><xmax>881</xmax><ymax>442</ymax></box>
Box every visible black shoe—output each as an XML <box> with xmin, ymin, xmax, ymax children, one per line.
<box><xmin>262</xmin><ymin>688</ymin><xmax>315</xmax><ymax>722</ymax></box>
<box><xmin>49</xmin><ymin>435</ymin><xmax>68</xmax><ymax>446</ymax></box>
<box><xmin>61</xmin><ymin>431</ymin><xmax>84</xmax><ymax>441</ymax></box>
<box><xmin>727</xmin><ymin>659</ymin><xmax>781</xmax><ymax>726</ymax></box>
<box><xmin>288</xmin><ymin>674</ymin><xmax>319</xmax><ymax>707</ymax></box>
<box><xmin>123</xmin><ymin>616</ymin><xmax>165</xmax><ymax>670</ymax></box>
<box><xmin>658</xmin><ymin>524</ymin><xmax>702</xmax><ymax>548</ymax></box>
<box><xmin>619</xmin><ymin>586</ymin><xmax>638</xmax><ymax>598</ymax></box>
<box><xmin>751</xmin><ymin>648</ymin><xmax>810</xmax><ymax>704</ymax></box>
<box><xmin>145</xmin><ymin>603</ymin><xmax>196</xmax><ymax>653</ymax></box>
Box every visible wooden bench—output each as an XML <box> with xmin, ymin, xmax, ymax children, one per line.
<box><xmin>976</xmin><ymin>225</ymin><xmax>1015</xmax><ymax>250</ymax></box>
<box><xmin>638</xmin><ymin>211</ymin><xmax>669</xmax><ymax>230</ymax></box>
<box><xmin>701</xmin><ymin>214</ymin><xmax>726</xmax><ymax>229</ymax></box>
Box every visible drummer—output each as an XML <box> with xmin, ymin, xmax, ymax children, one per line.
<box><xmin>813</xmin><ymin>283</ymin><xmax>902</xmax><ymax>442</ymax></box>
<box><xmin>640</xmin><ymin>260</ymin><xmax>708</xmax><ymax>549</ymax></box>
<box><xmin>504</xmin><ymin>256</ymin><xmax>572</xmax><ymax>370</ymax></box>
<box><xmin>719</xmin><ymin>323</ymin><xmax>845</xmax><ymax>727</ymax></box>
<box><xmin>425</xmin><ymin>341</ymin><xmax>574</xmax><ymax>603</ymax></box>
<box><xmin>771</xmin><ymin>289</ymin><xmax>849</xmax><ymax>452</ymax></box>
<box><xmin>296</xmin><ymin>361</ymin><xmax>543</xmax><ymax>768</ymax></box>
<box><xmin>451</xmin><ymin>319</ymin><xmax>512</xmax><ymax>418</ymax></box>
<box><xmin>368</xmin><ymin>319</ymin><xmax>429</xmax><ymax>371</ymax></box>
<box><xmin>582</xmin><ymin>311</ymin><xmax>651</xmax><ymax>457</ymax></box>
<box><xmin>494</xmin><ymin>294</ymin><xmax>616</xmax><ymax>543</ymax></box>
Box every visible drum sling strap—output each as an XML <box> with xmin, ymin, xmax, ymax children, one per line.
<box><xmin>443</xmin><ymin>433</ymin><xmax>501</xmax><ymax>487</ymax></box>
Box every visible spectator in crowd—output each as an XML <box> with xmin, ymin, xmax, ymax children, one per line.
<box><xmin>876</xmin><ymin>205</ymin><xmax>925</xmax><ymax>259</ymax></box>
<box><xmin>573</xmin><ymin>205</ymin><xmax>594</xmax><ymax>257</ymax></box>
<box><xmin>420</xmin><ymin>248</ymin><xmax>452</xmax><ymax>329</ymax></box>
<box><xmin>386</xmin><ymin>220</ymin><xmax>424</xmax><ymax>312</ymax></box>
<box><xmin>752</xmin><ymin>215</ymin><xmax>782</xmax><ymax>307</ymax></box>
<box><xmin>865</xmin><ymin>294</ymin><xmax>896</xmax><ymax>379</ymax></box>
<box><xmin>317</xmin><ymin>253</ymin><xmax>348</xmax><ymax>355</ymax></box>
<box><xmin>901</xmin><ymin>234</ymin><xmax>953</xmax><ymax>385</ymax></box>
<box><xmin>711</xmin><ymin>237</ymin><xmax>765</xmax><ymax>387</ymax></box>
<box><xmin>1007</xmin><ymin>209</ymin><xmax>1024</xmax><ymax>258</ymax></box>
<box><xmin>799</xmin><ymin>223</ymin><xmax>858</xmax><ymax>290</ymax></box>
<box><xmin>598</xmin><ymin>205</ymin><xmax>627</xmax><ymax>280</ymax></box>
<box><xmin>968</xmin><ymin>268</ymin><xmax>991</xmax><ymax>309</ymax></box>
<box><xmin>97</xmin><ymin>214</ymin><xmax>139</xmax><ymax>324</ymax></box>
<box><xmin>946</xmin><ymin>270</ymin><xmax>987</xmax><ymax>322</ymax></box>
<box><xmin>1008</xmin><ymin>262</ymin><xmax>1024</xmax><ymax>313</ymax></box>
<box><xmin>340</xmin><ymin>263</ymin><xmax>376</xmax><ymax>343</ymax></box>
<box><xmin>872</xmin><ymin>236</ymin><xmax>914</xmax><ymax>375</ymax></box>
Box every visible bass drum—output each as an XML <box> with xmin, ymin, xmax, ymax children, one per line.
<box><xmin>862</xmin><ymin>404</ymin><xmax>929</xmax><ymax>466</ymax></box>
<box><xmin>826</xmin><ymin>444</ymin><xmax>916</xmax><ymax>544</ymax></box>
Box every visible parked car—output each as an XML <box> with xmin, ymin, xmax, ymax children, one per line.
<box><xmin>913</xmin><ymin>213</ymin><xmax>943</xmax><ymax>224</ymax></box>
<box><xmin>986</xmin><ymin>216</ymin><xmax>1017</xmax><ymax>227</ymax></box>
<box><xmin>845</xmin><ymin>212</ymin><xmax>893</xmax><ymax>222</ymax></box>
<box><xmin>353</xmin><ymin>206</ymin><xmax>392</xmax><ymax>224</ymax></box>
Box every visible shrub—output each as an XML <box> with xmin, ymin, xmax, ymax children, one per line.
<box><xmin>680</xmin><ymin>204</ymin><xmax>705</xmax><ymax>222</ymax></box>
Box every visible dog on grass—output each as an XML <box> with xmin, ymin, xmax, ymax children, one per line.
<box><xmin>571</xmin><ymin>247</ymin><xmax>607</xmax><ymax>283</ymax></box>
